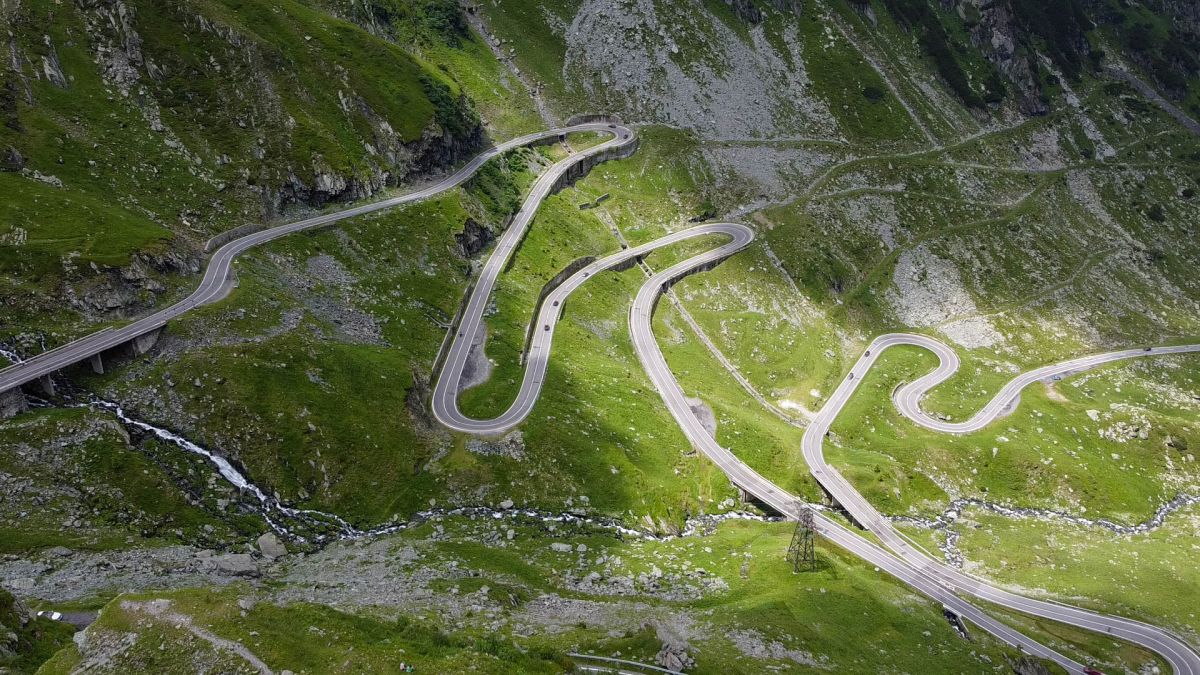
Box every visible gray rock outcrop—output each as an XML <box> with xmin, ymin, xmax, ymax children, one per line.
<box><xmin>656</xmin><ymin>640</ymin><xmax>696</xmax><ymax>671</ymax></box>
<box><xmin>1</xmin><ymin>146</ymin><xmax>23</xmax><ymax>172</ymax></box>
<box><xmin>455</xmin><ymin>217</ymin><xmax>494</xmax><ymax>258</ymax></box>
<box><xmin>0</xmin><ymin>388</ymin><xmax>28</xmax><ymax>419</ymax></box>
<box><xmin>214</xmin><ymin>553</ymin><xmax>259</xmax><ymax>577</ymax></box>
<box><xmin>953</xmin><ymin>0</ymin><xmax>1047</xmax><ymax>115</ymax></box>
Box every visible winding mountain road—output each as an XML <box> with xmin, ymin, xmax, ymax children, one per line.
<box><xmin>7</xmin><ymin>117</ymin><xmax>1197</xmax><ymax>673</ymax></box>
<box><xmin>801</xmin><ymin>334</ymin><xmax>1200</xmax><ymax>674</ymax></box>
<box><xmin>429</xmin><ymin>128</ymin><xmax>1200</xmax><ymax>673</ymax></box>
<box><xmin>886</xmin><ymin>333</ymin><xmax>1200</xmax><ymax>433</ymax></box>
<box><xmin>430</xmin><ymin>219</ymin><xmax>753</xmax><ymax>433</ymax></box>
<box><xmin>0</xmin><ymin>122</ymin><xmax>635</xmax><ymax>394</ymax></box>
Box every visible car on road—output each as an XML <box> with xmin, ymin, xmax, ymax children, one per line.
<box><xmin>36</xmin><ymin>610</ymin><xmax>62</xmax><ymax>621</ymax></box>
<box><xmin>864</xmin><ymin>350</ymin><xmax>870</xmax><ymax>357</ymax></box>
<box><xmin>608</xmin><ymin>124</ymin><xmax>617</xmax><ymax>128</ymax></box>
<box><xmin>552</xmin><ymin>300</ymin><xmax>560</xmax><ymax>307</ymax></box>
<box><xmin>544</xmin><ymin>325</ymin><xmax>550</xmax><ymax>331</ymax></box>
<box><xmin>1144</xmin><ymin>346</ymin><xmax>1152</xmax><ymax>351</ymax></box>
<box><xmin>1083</xmin><ymin>668</ymin><xmax>1105</xmax><ymax>675</ymax></box>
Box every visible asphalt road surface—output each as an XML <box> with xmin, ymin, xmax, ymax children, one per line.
<box><xmin>625</xmin><ymin>247</ymin><xmax>1097</xmax><ymax>672</ymax></box>
<box><xmin>885</xmin><ymin>333</ymin><xmax>1200</xmax><ymax>434</ymax></box>
<box><xmin>0</xmin><ymin>122</ymin><xmax>634</xmax><ymax>395</ymax></box>
<box><xmin>8</xmin><ymin>118</ymin><xmax>1198</xmax><ymax>673</ymax></box>
<box><xmin>429</xmin><ymin>131</ymin><xmax>1200</xmax><ymax>671</ymax></box>
<box><xmin>801</xmin><ymin>334</ymin><xmax>1200</xmax><ymax>674</ymax></box>
<box><xmin>430</xmin><ymin>220</ymin><xmax>753</xmax><ymax>433</ymax></box>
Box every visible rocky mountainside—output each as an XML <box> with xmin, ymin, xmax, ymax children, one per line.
<box><xmin>1</xmin><ymin>0</ymin><xmax>482</xmax><ymax>340</ymax></box>
<box><xmin>2</xmin><ymin>0</ymin><xmax>1200</xmax><ymax>673</ymax></box>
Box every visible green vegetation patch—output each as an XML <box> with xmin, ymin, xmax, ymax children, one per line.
<box><xmin>0</xmin><ymin>588</ymin><xmax>74</xmax><ymax>675</ymax></box>
<box><xmin>949</xmin><ymin>504</ymin><xmax>1200</xmax><ymax>645</ymax></box>
<box><xmin>829</xmin><ymin>346</ymin><xmax>1200</xmax><ymax>523</ymax></box>
<box><xmin>791</xmin><ymin>3</ymin><xmax>921</xmax><ymax>144</ymax></box>
<box><xmin>0</xmin><ymin>407</ymin><xmax>252</xmax><ymax>555</ymax></box>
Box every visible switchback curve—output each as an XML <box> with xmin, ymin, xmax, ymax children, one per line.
<box><xmin>432</xmin><ymin>129</ymin><xmax>1091</xmax><ymax>670</ymax></box>
<box><xmin>430</xmin><ymin>124</ymin><xmax>1200</xmax><ymax>674</ymax></box>
<box><xmin>801</xmin><ymin>334</ymin><xmax>1200</xmax><ymax>674</ymax></box>
<box><xmin>0</xmin><ymin>123</ymin><xmax>635</xmax><ymax>393</ymax></box>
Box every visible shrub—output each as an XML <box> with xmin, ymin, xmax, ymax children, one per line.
<box><xmin>862</xmin><ymin>85</ymin><xmax>886</xmax><ymax>102</ymax></box>
<box><xmin>418</xmin><ymin>73</ymin><xmax>480</xmax><ymax>139</ymax></box>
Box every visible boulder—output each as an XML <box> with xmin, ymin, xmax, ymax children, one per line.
<box><xmin>0</xmin><ymin>388</ymin><xmax>28</xmax><ymax>419</ymax></box>
<box><xmin>1010</xmin><ymin>656</ymin><xmax>1051</xmax><ymax>675</ymax></box>
<box><xmin>215</xmin><ymin>553</ymin><xmax>259</xmax><ymax>577</ymax></box>
<box><xmin>1</xmin><ymin>146</ymin><xmax>23</xmax><ymax>172</ymax></box>
<box><xmin>256</xmin><ymin>533</ymin><xmax>287</xmax><ymax>560</ymax></box>
<box><xmin>655</xmin><ymin>642</ymin><xmax>695</xmax><ymax>671</ymax></box>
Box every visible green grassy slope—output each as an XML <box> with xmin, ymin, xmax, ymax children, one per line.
<box><xmin>3</xmin><ymin>0</ymin><xmax>1200</xmax><ymax>671</ymax></box>
<box><xmin>0</xmin><ymin>0</ymin><xmax>481</xmax><ymax>342</ymax></box>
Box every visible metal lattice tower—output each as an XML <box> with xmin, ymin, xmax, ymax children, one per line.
<box><xmin>786</xmin><ymin>502</ymin><xmax>817</xmax><ymax>573</ymax></box>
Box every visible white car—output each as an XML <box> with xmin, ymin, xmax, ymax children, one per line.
<box><xmin>36</xmin><ymin>610</ymin><xmax>63</xmax><ymax>621</ymax></box>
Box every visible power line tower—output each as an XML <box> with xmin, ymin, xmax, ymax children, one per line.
<box><xmin>786</xmin><ymin>502</ymin><xmax>817</xmax><ymax>573</ymax></box>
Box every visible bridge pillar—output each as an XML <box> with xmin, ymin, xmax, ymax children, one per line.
<box><xmin>817</xmin><ymin>488</ymin><xmax>866</xmax><ymax>530</ymax></box>
<box><xmin>817</xmin><ymin>483</ymin><xmax>835</xmax><ymax>504</ymax></box>
<box><xmin>89</xmin><ymin>353</ymin><xmax>104</xmax><ymax>375</ymax></box>
<box><xmin>942</xmin><ymin>608</ymin><xmax>971</xmax><ymax>640</ymax></box>
<box><xmin>735</xmin><ymin>487</ymin><xmax>788</xmax><ymax>518</ymax></box>
<box><xmin>127</xmin><ymin>327</ymin><xmax>163</xmax><ymax>357</ymax></box>
<box><xmin>35</xmin><ymin>375</ymin><xmax>54</xmax><ymax>398</ymax></box>
<box><xmin>0</xmin><ymin>387</ymin><xmax>27</xmax><ymax>419</ymax></box>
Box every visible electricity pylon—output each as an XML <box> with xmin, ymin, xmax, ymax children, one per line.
<box><xmin>786</xmin><ymin>501</ymin><xmax>816</xmax><ymax>573</ymax></box>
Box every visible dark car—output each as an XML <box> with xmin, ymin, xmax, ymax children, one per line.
<box><xmin>544</xmin><ymin>325</ymin><xmax>550</xmax><ymax>331</ymax></box>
